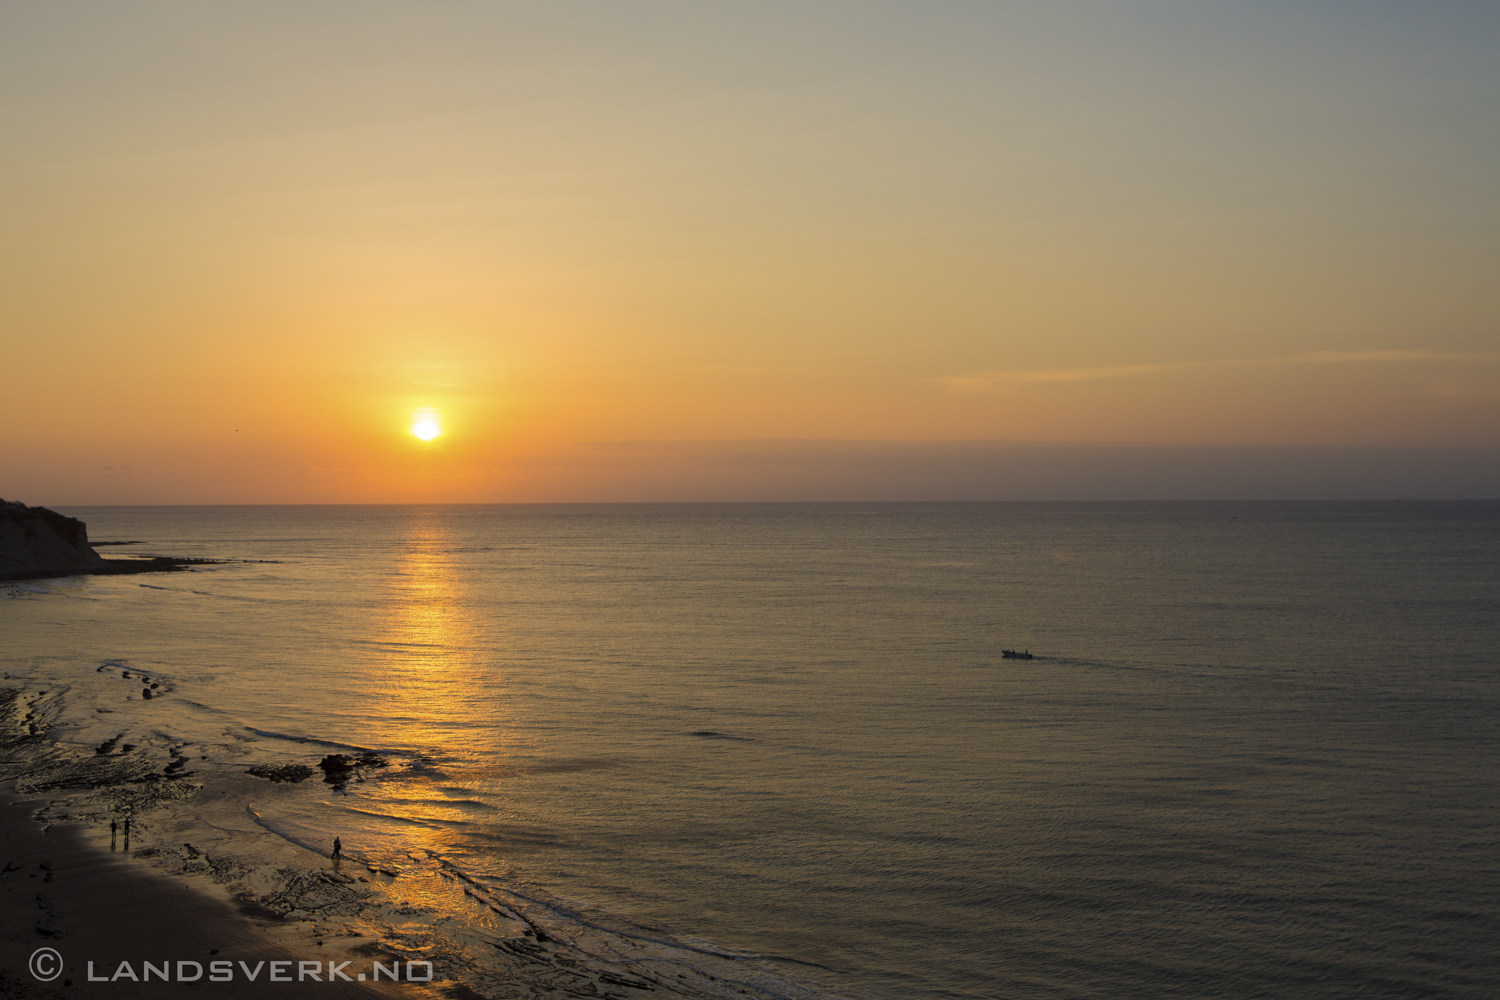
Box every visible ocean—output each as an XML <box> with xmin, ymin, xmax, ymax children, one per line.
<box><xmin>3</xmin><ymin>502</ymin><xmax>1498</xmax><ymax>999</ymax></box>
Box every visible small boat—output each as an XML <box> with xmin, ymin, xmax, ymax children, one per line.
<box><xmin>1001</xmin><ymin>649</ymin><xmax>1033</xmax><ymax>660</ymax></box>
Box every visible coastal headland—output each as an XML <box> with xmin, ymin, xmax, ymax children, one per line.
<box><xmin>0</xmin><ymin>501</ymin><xmax>209</xmax><ymax>582</ymax></box>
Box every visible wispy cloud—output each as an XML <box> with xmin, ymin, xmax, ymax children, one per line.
<box><xmin>944</xmin><ymin>350</ymin><xmax>1498</xmax><ymax>393</ymax></box>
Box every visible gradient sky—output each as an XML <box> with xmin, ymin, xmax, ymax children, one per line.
<box><xmin>3</xmin><ymin>1</ymin><xmax>1498</xmax><ymax>502</ymax></box>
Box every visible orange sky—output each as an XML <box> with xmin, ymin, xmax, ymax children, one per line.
<box><xmin>3</xmin><ymin>3</ymin><xmax>1497</xmax><ymax>502</ymax></box>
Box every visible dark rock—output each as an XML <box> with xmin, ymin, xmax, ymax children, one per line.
<box><xmin>317</xmin><ymin>751</ymin><xmax>387</xmax><ymax>784</ymax></box>
<box><xmin>247</xmin><ymin>764</ymin><xmax>314</xmax><ymax>783</ymax></box>
<box><xmin>318</xmin><ymin>754</ymin><xmax>355</xmax><ymax>774</ymax></box>
<box><xmin>0</xmin><ymin>499</ymin><xmax>105</xmax><ymax>576</ymax></box>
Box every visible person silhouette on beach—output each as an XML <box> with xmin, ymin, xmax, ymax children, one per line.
<box><xmin>123</xmin><ymin>818</ymin><xmax>131</xmax><ymax>850</ymax></box>
<box><xmin>110</xmin><ymin>819</ymin><xmax>118</xmax><ymax>846</ymax></box>
<box><xmin>331</xmin><ymin>836</ymin><xmax>342</xmax><ymax>861</ymax></box>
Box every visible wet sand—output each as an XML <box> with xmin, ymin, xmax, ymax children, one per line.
<box><xmin>0</xmin><ymin>794</ymin><xmax>413</xmax><ymax>998</ymax></box>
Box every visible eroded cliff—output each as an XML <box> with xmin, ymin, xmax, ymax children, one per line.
<box><xmin>0</xmin><ymin>499</ymin><xmax>108</xmax><ymax>577</ymax></box>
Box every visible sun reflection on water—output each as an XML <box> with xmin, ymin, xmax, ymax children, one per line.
<box><xmin>356</xmin><ymin>511</ymin><xmax>513</xmax><ymax>870</ymax></box>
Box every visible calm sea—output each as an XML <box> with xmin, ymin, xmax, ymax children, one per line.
<box><xmin>5</xmin><ymin>502</ymin><xmax>1499</xmax><ymax>999</ymax></box>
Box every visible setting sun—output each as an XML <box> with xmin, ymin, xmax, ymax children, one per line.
<box><xmin>411</xmin><ymin>415</ymin><xmax>442</xmax><ymax>441</ymax></box>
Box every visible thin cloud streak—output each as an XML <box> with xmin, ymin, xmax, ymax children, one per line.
<box><xmin>945</xmin><ymin>350</ymin><xmax>1499</xmax><ymax>393</ymax></box>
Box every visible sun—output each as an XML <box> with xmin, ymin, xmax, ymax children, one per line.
<box><xmin>410</xmin><ymin>413</ymin><xmax>442</xmax><ymax>441</ymax></box>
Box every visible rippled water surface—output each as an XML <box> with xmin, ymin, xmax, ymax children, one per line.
<box><xmin>5</xmin><ymin>502</ymin><xmax>1499</xmax><ymax>999</ymax></box>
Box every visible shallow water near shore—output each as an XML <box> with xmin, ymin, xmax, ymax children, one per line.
<box><xmin>3</xmin><ymin>502</ymin><xmax>1499</xmax><ymax>998</ymax></box>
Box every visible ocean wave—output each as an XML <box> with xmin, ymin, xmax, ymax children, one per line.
<box><xmin>377</xmin><ymin>796</ymin><xmax>496</xmax><ymax>811</ymax></box>
<box><xmin>440</xmin><ymin>860</ymin><xmax>837</xmax><ymax>972</ymax></box>
<box><xmin>440</xmin><ymin>827</ymin><xmax>563</xmax><ymax>847</ymax></box>
<box><xmin>242</xmin><ymin>727</ymin><xmax>384</xmax><ymax>753</ymax></box>
<box><xmin>330</xmin><ymin>804</ymin><xmax>474</xmax><ymax>829</ymax></box>
<box><xmin>244</xmin><ymin>803</ymin><xmax>342</xmax><ymax>859</ymax></box>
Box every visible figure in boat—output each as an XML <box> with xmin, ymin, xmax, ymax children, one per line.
<box><xmin>1001</xmin><ymin>649</ymin><xmax>1033</xmax><ymax>660</ymax></box>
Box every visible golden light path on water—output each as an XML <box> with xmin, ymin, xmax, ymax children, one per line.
<box><xmin>352</xmin><ymin>510</ymin><xmax>520</xmax><ymax>911</ymax></box>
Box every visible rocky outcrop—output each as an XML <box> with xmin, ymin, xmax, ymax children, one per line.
<box><xmin>1</xmin><ymin>500</ymin><xmax>225</xmax><ymax>581</ymax></box>
<box><xmin>0</xmin><ymin>499</ymin><xmax>107</xmax><ymax>577</ymax></box>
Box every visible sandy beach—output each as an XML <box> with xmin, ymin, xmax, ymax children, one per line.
<box><xmin>0</xmin><ymin>794</ymin><xmax>411</xmax><ymax>999</ymax></box>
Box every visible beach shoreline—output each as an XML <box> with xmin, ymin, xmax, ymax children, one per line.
<box><xmin>0</xmin><ymin>682</ymin><xmax>843</xmax><ymax>1000</ymax></box>
<box><xmin>0</xmin><ymin>792</ymin><xmax>414</xmax><ymax>998</ymax></box>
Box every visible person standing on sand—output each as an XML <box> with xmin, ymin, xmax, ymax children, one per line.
<box><xmin>110</xmin><ymin>819</ymin><xmax>117</xmax><ymax>847</ymax></box>
<box><xmin>332</xmin><ymin>836</ymin><xmax>342</xmax><ymax>860</ymax></box>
